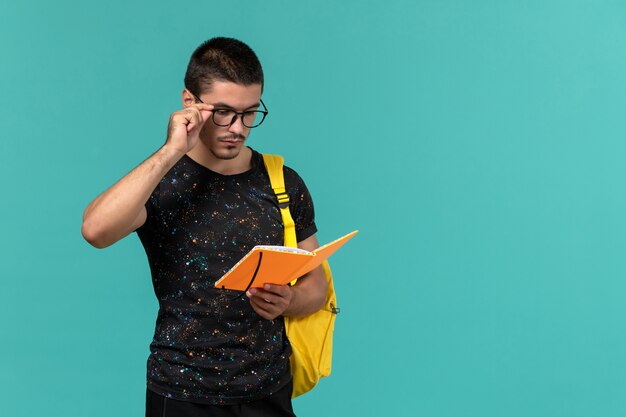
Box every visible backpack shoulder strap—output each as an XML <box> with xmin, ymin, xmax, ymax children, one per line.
<box><xmin>263</xmin><ymin>155</ymin><xmax>339</xmax><ymax>398</ymax></box>
<box><xmin>262</xmin><ymin>154</ymin><xmax>298</xmax><ymax>248</ymax></box>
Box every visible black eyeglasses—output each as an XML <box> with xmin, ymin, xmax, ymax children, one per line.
<box><xmin>192</xmin><ymin>94</ymin><xmax>269</xmax><ymax>128</ymax></box>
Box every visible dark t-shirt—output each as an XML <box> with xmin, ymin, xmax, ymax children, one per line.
<box><xmin>136</xmin><ymin>148</ymin><xmax>317</xmax><ymax>404</ymax></box>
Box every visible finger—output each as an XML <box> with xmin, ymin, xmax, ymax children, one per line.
<box><xmin>170</xmin><ymin>108</ymin><xmax>198</xmax><ymax>128</ymax></box>
<box><xmin>263</xmin><ymin>284</ymin><xmax>290</xmax><ymax>297</ymax></box>
<box><xmin>249</xmin><ymin>301</ymin><xmax>269</xmax><ymax>318</ymax></box>
<box><xmin>188</xmin><ymin>103</ymin><xmax>214</xmax><ymax>121</ymax></box>
<box><xmin>168</xmin><ymin>113</ymin><xmax>194</xmax><ymax>137</ymax></box>
<box><xmin>247</xmin><ymin>289</ymin><xmax>273</xmax><ymax>304</ymax></box>
<box><xmin>198</xmin><ymin>109</ymin><xmax>213</xmax><ymax>126</ymax></box>
<box><xmin>250</xmin><ymin>296</ymin><xmax>273</xmax><ymax>310</ymax></box>
<box><xmin>249</xmin><ymin>289</ymin><xmax>287</xmax><ymax>312</ymax></box>
<box><xmin>193</xmin><ymin>103</ymin><xmax>214</xmax><ymax>112</ymax></box>
<box><xmin>184</xmin><ymin>107</ymin><xmax>202</xmax><ymax>122</ymax></box>
<box><xmin>249</xmin><ymin>297</ymin><xmax>277</xmax><ymax>319</ymax></box>
<box><xmin>182</xmin><ymin>108</ymin><xmax>206</xmax><ymax>132</ymax></box>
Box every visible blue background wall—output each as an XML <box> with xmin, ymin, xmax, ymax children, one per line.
<box><xmin>2</xmin><ymin>1</ymin><xmax>626</xmax><ymax>416</ymax></box>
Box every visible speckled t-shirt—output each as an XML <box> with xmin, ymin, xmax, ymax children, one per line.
<box><xmin>136</xmin><ymin>148</ymin><xmax>317</xmax><ymax>404</ymax></box>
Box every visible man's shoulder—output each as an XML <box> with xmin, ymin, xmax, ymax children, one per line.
<box><xmin>252</xmin><ymin>149</ymin><xmax>311</xmax><ymax>193</ymax></box>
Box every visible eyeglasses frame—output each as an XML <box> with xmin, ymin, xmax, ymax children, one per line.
<box><xmin>191</xmin><ymin>93</ymin><xmax>269</xmax><ymax>128</ymax></box>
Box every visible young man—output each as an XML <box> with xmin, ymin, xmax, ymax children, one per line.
<box><xmin>82</xmin><ymin>37</ymin><xmax>327</xmax><ymax>417</ymax></box>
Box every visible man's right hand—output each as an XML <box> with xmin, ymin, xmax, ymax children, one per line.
<box><xmin>82</xmin><ymin>103</ymin><xmax>214</xmax><ymax>249</ymax></box>
<box><xmin>165</xmin><ymin>103</ymin><xmax>214</xmax><ymax>155</ymax></box>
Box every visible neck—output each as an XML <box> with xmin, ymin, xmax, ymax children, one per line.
<box><xmin>187</xmin><ymin>145</ymin><xmax>253</xmax><ymax>175</ymax></box>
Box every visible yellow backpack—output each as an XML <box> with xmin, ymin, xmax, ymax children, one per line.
<box><xmin>262</xmin><ymin>154</ymin><xmax>340</xmax><ymax>398</ymax></box>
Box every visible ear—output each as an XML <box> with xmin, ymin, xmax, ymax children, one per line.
<box><xmin>182</xmin><ymin>89</ymin><xmax>196</xmax><ymax>108</ymax></box>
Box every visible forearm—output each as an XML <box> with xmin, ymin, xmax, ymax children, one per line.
<box><xmin>82</xmin><ymin>145</ymin><xmax>183</xmax><ymax>248</ymax></box>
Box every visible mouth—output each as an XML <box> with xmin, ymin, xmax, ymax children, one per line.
<box><xmin>218</xmin><ymin>135</ymin><xmax>246</xmax><ymax>145</ymax></box>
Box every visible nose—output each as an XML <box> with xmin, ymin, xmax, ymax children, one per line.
<box><xmin>227</xmin><ymin>114</ymin><xmax>246</xmax><ymax>135</ymax></box>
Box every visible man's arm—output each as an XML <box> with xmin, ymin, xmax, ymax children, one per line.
<box><xmin>81</xmin><ymin>103</ymin><xmax>213</xmax><ymax>248</ymax></box>
<box><xmin>246</xmin><ymin>234</ymin><xmax>328</xmax><ymax>320</ymax></box>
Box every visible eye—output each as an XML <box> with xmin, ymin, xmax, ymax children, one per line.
<box><xmin>214</xmin><ymin>109</ymin><xmax>233</xmax><ymax>116</ymax></box>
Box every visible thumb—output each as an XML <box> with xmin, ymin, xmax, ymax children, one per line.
<box><xmin>200</xmin><ymin>109</ymin><xmax>213</xmax><ymax>125</ymax></box>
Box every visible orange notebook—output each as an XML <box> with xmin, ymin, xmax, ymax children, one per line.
<box><xmin>214</xmin><ymin>230</ymin><xmax>358</xmax><ymax>291</ymax></box>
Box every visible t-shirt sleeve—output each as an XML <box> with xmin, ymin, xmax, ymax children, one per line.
<box><xmin>284</xmin><ymin>166</ymin><xmax>317</xmax><ymax>243</ymax></box>
<box><xmin>135</xmin><ymin>182</ymin><xmax>161</xmax><ymax>235</ymax></box>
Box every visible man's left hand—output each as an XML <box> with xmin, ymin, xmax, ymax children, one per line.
<box><xmin>247</xmin><ymin>284</ymin><xmax>293</xmax><ymax>320</ymax></box>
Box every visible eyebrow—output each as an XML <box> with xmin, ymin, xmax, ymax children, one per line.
<box><xmin>211</xmin><ymin>101</ymin><xmax>260</xmax><ymax>111</ymax></box>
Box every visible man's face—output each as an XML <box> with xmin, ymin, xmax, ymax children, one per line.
<box><xmin>189</xmin><ymin>80</ymin><xmax>263</xmax><ymax>161</ymax></box>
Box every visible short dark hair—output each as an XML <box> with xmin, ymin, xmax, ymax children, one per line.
<box><xmin>184</xmin><ymin>37</ymin><xmax>264</xmax><ymax>95</ymax></box>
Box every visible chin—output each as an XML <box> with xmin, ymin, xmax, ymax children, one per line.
<box><xmin>211</xmin><ymin>145</ymin><xmax>243</xmax><ymax>160</ymax></box>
